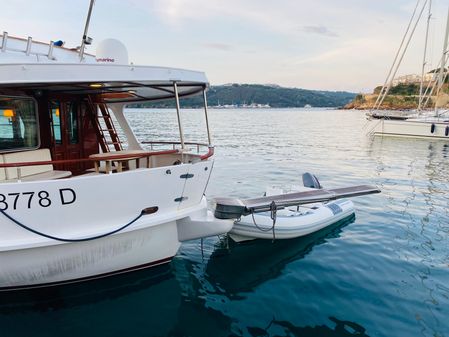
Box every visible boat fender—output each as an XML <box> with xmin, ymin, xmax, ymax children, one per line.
<box><xmin>431</xmin><ymin>123</ymin><xmax>436</xmax><ymax>134</ymax></box>
<box><xmin>445</xmin><ymin>126</ymin><xmax>449</xmax><ymax>136</ymax></box>
<box><xmin>302</xmin><ymin>172</ymin><xmax>322</xmax><ymax>189</ymax></box>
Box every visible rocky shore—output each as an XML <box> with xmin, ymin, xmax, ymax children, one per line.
<box><xmin>344</xmin><ymin>83</ymin><xmax>449</xmax><ymax>110</ymax></box>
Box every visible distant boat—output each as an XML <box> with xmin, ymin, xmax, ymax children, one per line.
<box><xmin>240</xmin><ymin>103</ymin><xmax>271</xmax><ymax>108</ymax></box>
<box><xmin>367</xmin><ymin>2</ymin><xmax>449</xmax><ymax>140</ymax></box>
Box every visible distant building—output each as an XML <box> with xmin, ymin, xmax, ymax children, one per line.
<box><xmin>392</xmin><ymin>74</ymin><xmax>421</xmax><ymax>86</ymax></box>
<box><xmin>392</xmin><ymin>70</ymin><xmax>444</xmax><ymax>86</ymax></box>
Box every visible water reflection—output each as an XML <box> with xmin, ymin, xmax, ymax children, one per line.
<box><xmin>0</xmin><ymin>264</ymin><xmax>173</xmax><ymax>313</ymax></box>
<box><xmin>170</xmin><ymin>214</ymin><xmax>362</xmax><ymax>336</ymax></box>
<box><xmin>0</xmin><ymin>265</ymin><xmax>183</xmax><ymax>337</ymax></box>
<box><xmin>204</xmin><ymin>215</ymin><xmax>356</xmax><ymax>297</ymax></box>
<box><xmin>245</xmin><ymin>316</ymin><xmax>369</xmax><ymax>337</ymax></box>
<box><xmin>367</xmin><ymin>136</ymin><xmax>449</xmax><ymax>337</ymax></box>
<box><xmin>0</xmin><ymin>215</ymin><xmax>357</xmax><ymax>337</ymax></box>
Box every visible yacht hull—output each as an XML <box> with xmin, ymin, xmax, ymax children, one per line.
<box><xmin>368</xmin><ymin>118</ymin><xmax>449</xmax><ymax>139</ymax></box>
<box><xmin>0</xmin><ymin>221</ymin><xmax>180</xmax><ymax>290</ymax></box>
<box><xmin>0</xmin><ymin>161</ymin><xmax>232</xmax><ymax>290</ymax></box>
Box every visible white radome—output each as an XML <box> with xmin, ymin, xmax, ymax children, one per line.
<box><xmin>96</xmin><ymin>38</ymin><xmax>129</xmax><ymax>65</ymax></box>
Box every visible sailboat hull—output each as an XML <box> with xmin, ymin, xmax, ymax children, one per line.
<box><xmin>368</xmin><ymin>118</ymin><xmax>449</xmax><ymax>140</ymax></box>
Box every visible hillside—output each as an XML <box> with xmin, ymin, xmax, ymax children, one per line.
<box><xmin>128</xmin><ymin>84</ymin><xmax>356</xmax><ymax>108</ymax></box>
<box><xmin>345</xmin><ymin>83</ymin><xmax>449</xmax><ymax>110</ymax></box>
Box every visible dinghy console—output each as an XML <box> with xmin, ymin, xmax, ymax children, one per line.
<box><xmin>214</xmin><ymin>184</ymin><xmax>380</xmax><ymax>220</ymax></box>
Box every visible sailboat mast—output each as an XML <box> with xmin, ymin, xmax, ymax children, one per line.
<box><xmin>373</xmin><ymin>0</ymin><xmax>428</xmax><ymax>112</ymax></box>
<box><xmin>418</xmin><ymin>0</ymin><xmax>432</xmax><ymax>112</ymax></box>
<box><xmin>434</xmin><ymin>6</ymin><xmax>449</xmax><ymax>116</ymax></box>
<box><xmin>372</xmin><ymin>0</ymin><xmax>422</xmax><ymax>112</ymax></box>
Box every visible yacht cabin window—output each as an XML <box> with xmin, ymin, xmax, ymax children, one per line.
<box><xmin>50</xmin><ymin>100</ymin><xmax>62</xmax><ymax>144</ymax></box>
<box><xmin>0</xmin><ymin>96</ymin><xmax>39</xmax><ymax>152</ymax></box>
<box><xmin>66</xmin><ymin>101</ymin><xmax>79</xmax><ymax>144</ymax></box>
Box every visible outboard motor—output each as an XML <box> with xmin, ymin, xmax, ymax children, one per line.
<box><xmin>302</xmin><ymin>172</ymin><xmax>322</xmax><ymax>189</ymax></box>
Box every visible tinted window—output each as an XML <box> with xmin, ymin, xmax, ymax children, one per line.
<box><xmin>66</xmin><ymin>101</ymin><xmax>79</xmax><ymax>144</ymax></box>
<box><xmin>0</xmin><ymin>96</ymin><xmax>39</xmax><ymax>151</ymax></box>
<box><xmin>50</xmin><ymin>100</ymin><xmax>62</xmax><ymax>144</ymax></box>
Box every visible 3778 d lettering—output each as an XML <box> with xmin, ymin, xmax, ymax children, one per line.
<box><xmin>0</xmin><ymin>188</ymin><xmax>77</xmax><ymax>210</ymax></box>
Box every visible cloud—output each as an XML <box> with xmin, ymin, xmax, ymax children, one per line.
<box><xmin>201</xmin><ymin>43</ymin><xmax>233</xmax><ymax>51</ymax></box>
<box><xmin>301</xmin><ymin>25</ymin><xmax>338</xmax><ymax>37</ymax></box>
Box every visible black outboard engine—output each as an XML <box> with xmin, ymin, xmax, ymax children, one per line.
<box><xmin>302</xmin><ymin>172</ymin><xmax>322</xmax><ymax>189</ymax></box>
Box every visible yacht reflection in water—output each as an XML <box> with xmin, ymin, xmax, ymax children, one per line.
<box><xmin>171</xmin><ymin>213</ymin><xmax>370</xmax><ymax>336</ymax></box>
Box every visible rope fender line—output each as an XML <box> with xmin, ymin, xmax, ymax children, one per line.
<box><xmin>0</xmin><ymin>209</ymin><xmax>146</xmax><ymax>243</ymax></box>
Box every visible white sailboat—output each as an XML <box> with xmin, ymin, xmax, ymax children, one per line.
<box><xmin>367</xmin><ymin>0</ymin><xmax>449</xmax><ymax>139</ymax></box>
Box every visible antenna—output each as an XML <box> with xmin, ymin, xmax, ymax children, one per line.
<box><xmin>79</xmin><ymin>0</ymin><xmax>96</xmax><ymax>61</ymax></box>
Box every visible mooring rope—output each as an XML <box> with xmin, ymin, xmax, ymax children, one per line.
<box><xmin>0</xmin><ymin>208</ymin><xmax>145</xmax><ymax>242</ymax></box>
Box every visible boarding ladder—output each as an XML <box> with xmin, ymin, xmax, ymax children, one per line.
<box><xmin>87</xmin><ymin>96</ymin><xmax>123</xmax><ymax>153</ymax></box>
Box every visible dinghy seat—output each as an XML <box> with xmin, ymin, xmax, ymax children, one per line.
<box><xmin>302</xmin><ymin>172</ymin><xmax>322</xmax><ymax>189</ymax></box>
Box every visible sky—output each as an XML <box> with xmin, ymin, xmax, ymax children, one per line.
<box><xmin>1</xmin><ymin>0</ymin><xmax>448</xmax><ymax>92</ymax></box>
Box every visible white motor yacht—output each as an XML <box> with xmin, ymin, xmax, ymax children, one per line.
<box><xmin>0</xmin><ymin>32</ymin><xmax>233</xmax><ymax>290</ymax></box>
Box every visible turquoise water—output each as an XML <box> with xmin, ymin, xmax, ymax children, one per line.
<box><xmin>1</xmin><ymin>108</ymin><xmax>449</xmax><ymax>337</ymax></box>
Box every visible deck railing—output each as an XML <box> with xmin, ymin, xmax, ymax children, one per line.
<box><xmin>0</xmin><ymin>149</ymin><xmax>177</xmax><ymax>169</ymax></box>
<box><xmin>141</xmin><ymin>141</ymin><xmax>209</xmax><ymax>152</ymax></box>
<box><xmin>140</xmin><ymin>141</ymin><xmax>214</xmax><ymax>160</ymax></box>
<box><xmin>0</xmin><ymin>143</ymin><xmax>214</xmax><ymax>172</ymax></box>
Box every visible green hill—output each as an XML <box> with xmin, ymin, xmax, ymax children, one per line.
<box><xmin>128</xmin><ymin>84</ymin><xmax>356</xmax><ymax>108</ymax></box>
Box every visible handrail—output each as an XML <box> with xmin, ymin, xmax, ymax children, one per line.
<box><xmin>200</xmin><ymin>147</ymin><xmax>214</xmax><ymax>160</ymax></box>
<box><xmin>0</xmin><ymin>149</ymin><xmax>178</xmax><ymax>168</ymax></box>
<box><xmin>141</xmin><ymin>140</ymin><xmax>211</xmax><ymax>155</ymax></box>
<box><xmin>141</xmin><ymin>141</ymin><xmax>209</xmax><ymax>146</ymax></box>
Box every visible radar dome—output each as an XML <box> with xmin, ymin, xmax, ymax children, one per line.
<box><xmin>96</xmin><ymin>39</ymin><xmax>129</xmax><ymax>65</ymax></box>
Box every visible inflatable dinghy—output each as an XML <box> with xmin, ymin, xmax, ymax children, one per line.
<box><xmin>228</xmin><ymin>173</ymin><xmax>356</xmax><ymax>242</ymax></box>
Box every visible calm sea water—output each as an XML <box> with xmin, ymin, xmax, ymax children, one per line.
<box><xmin>1</xmin><ymin>108</ymin><xmax>449</xmax><ymax>337</ymax></box>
